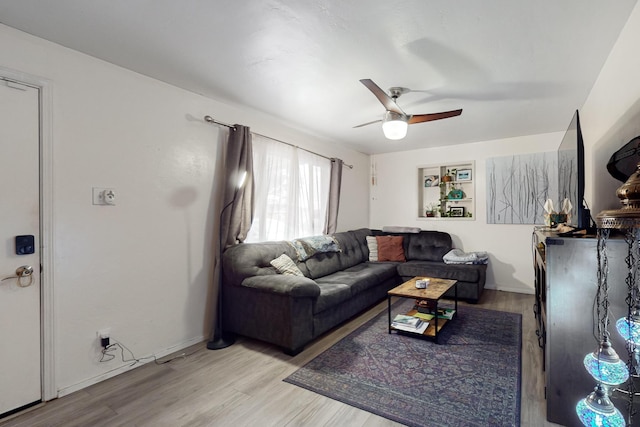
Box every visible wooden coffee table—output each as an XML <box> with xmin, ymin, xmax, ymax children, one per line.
<box><xmin>387</xmin><ymin>276</ymin><xmax>458</xmax><ymax>343</ymax></box>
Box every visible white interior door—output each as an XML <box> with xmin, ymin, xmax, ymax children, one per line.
<box><xmin>0</xmin><ymin>79</ymin><xmax>41</xmax><ymax>416</ymax></box>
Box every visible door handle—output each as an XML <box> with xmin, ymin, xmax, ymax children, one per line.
<box><xmin>1</xmin><ymin>265</ymin><xmax>34</xmax><ymax>287</ymax></box>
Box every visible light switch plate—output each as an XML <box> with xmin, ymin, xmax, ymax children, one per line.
<box><xmin>93</xmin><ymin>188</ymin><xmax>116</xmax><ymax>205</ymax></box>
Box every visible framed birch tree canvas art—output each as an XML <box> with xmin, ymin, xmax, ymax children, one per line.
<box><xmin>486</xmin><ymin>152</ymin><xmax>558</xmax><ymax>224</ymax></box>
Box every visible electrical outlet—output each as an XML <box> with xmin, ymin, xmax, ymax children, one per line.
<box><xmin>97</xmin><ymin>328</ymin><xmax>111</xmax><ymax>348</ymax></box>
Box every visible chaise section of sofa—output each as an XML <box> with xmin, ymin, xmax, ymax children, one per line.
<box><xmin>372</xmin><ymin>229</ymin><xmax>487</xmax><ymax>303</ymax></box>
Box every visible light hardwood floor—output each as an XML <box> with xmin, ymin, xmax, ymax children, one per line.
<box><xmin>2</xmin><ymin>290</ymin><xmax>562</xmax><ymax>427</ymax></box>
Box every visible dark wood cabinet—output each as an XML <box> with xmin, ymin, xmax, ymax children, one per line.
<box><xmin>533</xmin><ymin>229</ymin><xmax>631</xmax><ymax>427</ymax></box>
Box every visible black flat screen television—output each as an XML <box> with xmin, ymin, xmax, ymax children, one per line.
<box><xmin>557</xmin><ymin>110</ymin><xmax>591</xmax><ymax>230</ymax></box>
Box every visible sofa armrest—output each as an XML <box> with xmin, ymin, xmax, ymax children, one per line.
<box><xmin>240</xmin><ymin>275</ymin><xmax>321</xmax><ymax>298</ymax></box>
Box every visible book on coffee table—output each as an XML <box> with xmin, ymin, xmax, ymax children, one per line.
<box><xmin>434</xmin><ymin>308</ymin><xmax>455</xmax><ymax>320</ymax></box>
<box><xmin>415</xmin><ymin>307</ymin><xmax>456</xmax><ymax>320</ymax></box>
<box><xmin>391</xmin><ymin>320</ymin><xmax>429</xmax><ymax>334</ymax></box>
<box><xmin>413</xmin><ymin>312</ymin><xmax>435</xmax><ymax>321</ymax></box>
<box><xmin>392</xmin><ymin>314</ymin><xmax>429</xmax><ymax>333</ymax></box>
<box><xmin>393</xmin><ymin>314</ymin><xmax>422</xmax><ymax>327</ymax></box>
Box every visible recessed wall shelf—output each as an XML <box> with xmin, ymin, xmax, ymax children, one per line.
<box><xmin>418</xmin><ymin>161</ymin><xmax>475</xmax><ymax>220</ymax></box>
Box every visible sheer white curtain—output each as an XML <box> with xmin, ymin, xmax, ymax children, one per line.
<box><xmin>246</xmin><ymin>134</ymin><xmax>330</xmax><ymax>242</ymax></box>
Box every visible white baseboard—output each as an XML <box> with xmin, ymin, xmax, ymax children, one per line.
<box><xmin>484</xmin><ymin>284</ymin><xmax>534</xmax><ymax>295</ymax></box>
<box><xmin>57</xmin><ymin>335</ymin><xmax>205</xmax><ymax>398</ymax></box>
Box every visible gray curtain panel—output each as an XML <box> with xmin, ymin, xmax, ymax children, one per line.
<box><xmin>220</xmin><ymin>125</ymin><xmax>254</xmax><ymax>248</ymax></box>
<box><xmin>211</xmin><ymin>124</ymin><xmax>254</xmax><ymax>342</ymax></box>
<box><xmin>323</xmin><ymin>158</ymin><xmax>343</xmax><ymax>234</ymax></box>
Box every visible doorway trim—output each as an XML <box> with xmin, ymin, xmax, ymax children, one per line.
<box><xmin>0</xmin><ymin>65</ymin><xmax>55</xmax><ymax>401</ymax></box>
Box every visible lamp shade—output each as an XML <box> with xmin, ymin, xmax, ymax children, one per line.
<box><xmin>237</xmin><ymin>171</ymin><xmax>247</xmax><ymax>189</ymax></box>
<box><xmin>583</xmin><ymin>340</ymin><xmax>629</xmax><ymax>386</ymax></box>
<box><xmin>576</xmin><ymin>385</ymin><xmax>625</xmax><ymax>427</ymax></box>
<box><xmin>382</xmin><ymin>111</ymin><xmax>408</xmax><ymax>140</ymax></box>
<box><xmin>617</xmin><ymin>316</ymin><xmax>640</xmax><ymax>346</ymax></box>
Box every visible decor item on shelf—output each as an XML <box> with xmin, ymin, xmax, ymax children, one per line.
<box><xmin>456</xmin><ymin>169</ymin><xmax>472</xmax><ymax>181</ymax></box>
<box><xmin>441</xmin><ymin>168</ymin><xmax>456</xmax><ymax>183</ymax></box>
<box><xmin>415</xmin><ymin>278</ymin><xmax>430</xmax><ymax>289</ymax></box>
<box><xmin>447</xmin><ymin>187</ymin><xmax>465</xmax><ymax>200</ymax></box>
<box><xmin>424</xmin><ymin>175</ymin><xmax>438</xmax><ymax>187</ymax></box>
<box><xmin>550</xmin><ymin>213</ymin><xmax>568</xmax><ymax>227</ymax></box>
<box><xmin>449</xmin><ymin>206</ymin><xmax>465</xmax><ymax>217</ymax></box>
<box><xmin>575</xmin><ymin>162</ymin><xmax>640</xmax><ymax>425</ymax></box>
<box><xmin>354</xmin><ymin>79</ymin><xmax>462</xmax><ymax>140</ymax></box>
<box><xmin>542</xmin><ymin>199</ymin><xmax>572</xmax><ymax>228</ymax></box>
<box><xmin>425</xmin><ymin>203</ymin><xmax>438</xmax><ymax>217</ymax></box>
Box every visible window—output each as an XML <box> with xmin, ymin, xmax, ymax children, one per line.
<box><xmin>245</xmin><ymin>134</ymin><xmax>330</xmax><ymax>242</ymax></box>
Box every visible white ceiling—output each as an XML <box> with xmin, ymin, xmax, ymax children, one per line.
<box><xmin>0</xmin><ymin>1</ymin><xmax>636</xmax><ymax>154</ymax></box>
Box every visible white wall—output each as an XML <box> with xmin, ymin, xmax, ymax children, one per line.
<box><xmin>0</xmin><ymin>24</ymin><xmax>369</xmax><ymax>396</ymax></box>
<box><xmin>581</xmin><ymin>3</ymin><xmax>640</xmax><ymax>215</ymax></box>
<box><xmin>370</xmin><ymin>132</ymin><xmax>562</xmax><ymax>294</ymax></box>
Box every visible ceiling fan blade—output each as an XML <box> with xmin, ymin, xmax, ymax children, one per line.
<box><xmin>408</xmin><ymin>109</ymin><xmax>462</xmax><ymax>124</ymax></box>
<box><xmin>353</xmin><ymin>119</ymin><xmax>382</xmax><ymax>128</ymax></box>
<box><xmin>359</xmin><ymin>79</ymin><xmax>404</xmax><ymax>115</ymax></box>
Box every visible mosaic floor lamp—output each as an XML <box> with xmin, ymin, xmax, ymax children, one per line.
<box><xmin>577</xmin><ymin>164</ymin><xmax>640</xmax><ymax>426</ymax></box>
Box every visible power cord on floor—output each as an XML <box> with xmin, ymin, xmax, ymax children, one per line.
<box><xmin>99</xmin><ymin>338</ymin><xmax>203</xmax><ymax>366</ymax></box>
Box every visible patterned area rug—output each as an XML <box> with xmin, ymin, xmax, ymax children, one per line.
<box><xmin>284</xmin><ymin>299</ymin><xmax>522</xmax><ymax>427</ymax></box>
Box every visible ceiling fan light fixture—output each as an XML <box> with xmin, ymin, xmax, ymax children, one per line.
<box><xmin>382</xmin><ymin>111</ymin><xmax>408</xmax><ymax>140</ymax></box>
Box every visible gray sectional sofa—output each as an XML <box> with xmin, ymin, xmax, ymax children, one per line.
<box><xmin>221</xmin><ymin>228</ymin><xmax>487</xmax><ymax>354</ymax></box>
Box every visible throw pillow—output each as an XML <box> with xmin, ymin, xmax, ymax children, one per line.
<box><xmin>376</xmin><ymin>235</ymin><xmax>406</xmax><ymax>262</ymax></box>
<box><xmin>366</xmin><ymin>236</ymin><xmax>378</xmax><ymax>261</ymax></box>
<box><xmin>270</xmin><ymin>254</ymin><xmax>304</xmax><ymax>276</ymax></box>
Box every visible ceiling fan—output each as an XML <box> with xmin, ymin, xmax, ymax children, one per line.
<box><xmin>355</xmin><ymin>79</ymin><xmax>462</xmax><ymax>140</ymax></box>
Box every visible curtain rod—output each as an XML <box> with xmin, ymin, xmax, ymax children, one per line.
<box><xmin>204</xmin><ymin>115</ymin><xmax>353</xmax><ymax>169</ymax></box>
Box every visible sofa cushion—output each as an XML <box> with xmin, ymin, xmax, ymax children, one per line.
<box><xmin>315</xmin><ymin>262</ymin><xmax>397</xmax><ymax>299</ymax></box>
<box><xmin>405</xmin><ymin>231</ymin><xmax>452</xmax><ymax>262</ymax></box>
<box><xmin>397</xmin><ymin>260</ymin><xmax>481</xmax><ymax>283</ymax></box>
<box><xmin>376</xmin><ymin>235</ymin><xmax>406</xmax><ymax>262</ymax></box>
<box><xmin>345</xmin><ymin>262</ymin><xmax>398</xmax><ymax>294</ymax></box>
<box><xmin>304</xmin><ymin>251</ymin><xmax>342</xmax><ymax>279</ymax></box>
<box><xmin>270</xmin><ymin>254</ymin><xmax>304</xmax><ymax>276</ymax></box>
<box><xmin>366</xmin><ymin>236</ymin><xmax>378</xmax><ymax>261</ymax></box>
<box><xmin>241</xmin><ymin>275</ymin><xmax>320</xmax><ymax>297</ymax></box>
<box><xmin>313</xmin><ymin>282</ymin><xmax>352</xmax><ymax>314</ymax></box>
<box><xmin>333</xmin><ymin>231</ymin><xmax>365</xmax><ymax>270</ymax></box>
